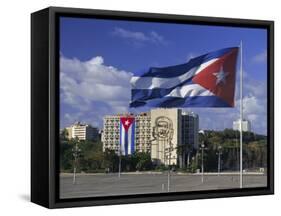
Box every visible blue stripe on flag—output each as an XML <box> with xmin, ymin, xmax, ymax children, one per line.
<box><xmin>130</xmin><ymin>96</ymin><xmax>231</xmax><ymax>108</ymax></box>
<box><xmin>140</xmin><ymin>47</ymin><xmax>237</xmax><ymax>78</ymax></box>
<box><xmin>125</xmin><ymin>129</ymin><xmax>128</xmax><ymax>155</ymax></box>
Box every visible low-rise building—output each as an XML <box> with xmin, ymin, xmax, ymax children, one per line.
<box><xmin>66</xmin><ymin>122</ymin><xmax>98</xmax><ymax>141</ymax></box>
<box><xmin>233</xmin><ymin>119</ymin><xmax>251</xmax><ymax>132</ymax></box>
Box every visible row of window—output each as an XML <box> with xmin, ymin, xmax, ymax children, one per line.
<box><xmin>103</xmin><ymin>141</ymin><xmax>151</xmax><ymax>145</ymax></box>
<box><xmin>102</xmin><ymin>133</ymin><xmax>151</xmax><ymax>137</ymax></box>
<box><xmin>102</xmin><ymin>129</ymin><xmax>151</xmax><ymax>133</ymax></box>
<box><xmin>103</xmin><ymin>129</ymin><xmax>119</xmax><ymax>133</ymax></box>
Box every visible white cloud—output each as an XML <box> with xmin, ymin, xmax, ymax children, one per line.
<box><xmin>63</xmin><ymin>112</ymin><xmax>83</xmax><ymax>126</ymax></box>
<box><xmin>150</xmin><ymin>31</ymin><xmax>165</xmax><ymax>44</ymax></box>
<box><xmin>186</xmin><ymin>71</ymin><xmax>267</xmax><ymax>134</ymax></box>
<box><xmin>233</xmin><ymin>69</ymin><xmax>267</xmax><ymax>134</ymax></box>
<box><xmin>243</xmin><ymin>95</ymin><xmax>265</xmax><ymax>114</ymax></box>
<box><xmin>252</xmin><ymin>50</ymin><xmax>267</xmax><ymax>63</ymax></box>
<box><xmin>112</xmin><ymin>27</ymin><xmax>167</xmax><ymax>45</ymax></box>
<box><xmin>60</xmin><ymin>55</ymin><xmax>133</xmax><ymax>128</ymax></box>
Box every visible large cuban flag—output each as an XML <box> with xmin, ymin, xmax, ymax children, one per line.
<box><xmin>120</xmin><ymin>116</ymin><xmax>135</xmax><ymax>155</ymax></box>
<box><xmin>130</xmin><ymin>47</ymin><xmax>239</xmax><ymax>108</ymax></box>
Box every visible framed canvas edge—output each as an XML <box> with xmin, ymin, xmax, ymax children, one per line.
<box><xmin>32</xmin><ymin>6</ymin><xmax>274</xmax><ymax>209</ymax></box>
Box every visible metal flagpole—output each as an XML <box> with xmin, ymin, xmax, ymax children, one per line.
<box><xmin>201</xmin><ymin>143</ymin><xmax>204</xmax><ymax>183</ymax></box>
<box><xmin>199</xmin><ymin>130</ymin><xmax>205</xmax><ymax>183</ymax></box>
<box><xmin>167</xmin><ymin>153</ymin><xmax>170</xmax><ymax>192</ymax></box>
<box><xmin>239</xmin><ymin>41</ymin><xmax>243</xmax><ymax>188</ymax></box>
<box><xmin>167</xmin><ymin>142</ymin><xmax>171</xmax><ymax>192</ymax></box>
<box><xmin>118</xmin><ymin>145</ymin><xmax>121</xmax><ymax>179</ymax></box>
<box><xmin>72</xmin><ymin>141</ymin><xmax>81</xmax><ymax>184</ymax></box>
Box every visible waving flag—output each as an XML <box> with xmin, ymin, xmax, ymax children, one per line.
<box><xmin>130</xmin><ymin>47</ymin><xmax>239</xmax><ymax>108</ymax></box>
<box><xmin>120</xmin><ymin>116</ymin><xmax>135</xmax><ymax>155</ymax></box>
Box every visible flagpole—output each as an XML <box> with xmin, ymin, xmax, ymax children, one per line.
<box><xmin>239</xmin><ymin>41</ymin><xmax>243</xmax><ymax>188</ymax></box>
<box><xmin>118</xmin><ymin>140</ymin><xmax>122</xmax><ymax>178</ymax></box>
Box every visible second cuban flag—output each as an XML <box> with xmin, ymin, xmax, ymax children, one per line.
<box><xmin>120</xmin><ymin>116</ymin><xmax>135</xmax><ymax>155</ymax></box>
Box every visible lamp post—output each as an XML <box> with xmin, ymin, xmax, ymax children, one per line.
<box><xmin>199</xmin><ymin>130</ymin><xmax>205</xmax><ymax>183</ymax></box>
<box><xmin>200</xmin><ymin>143</ymin><xmax>205</xmax><ymax>183</ymax></box>
<box><xmin>164</xmin><ymin>141</ymin><xmax>172</xmax><ymax>192</ymax></box>
<box><xmin>118</xmin><ymin>145</ymin><xmax>122</xmax><ymax>179</ymax></box>
<box><xmin>167</xmin><ymin>150</ymin><xmax>171</xmax><ymax>192</ymax></box>
<box><xmin>217</xmin><ymin>145</ymin><xmax>222</xmax><ymax>176</ymax></box>
<box><xmin>72</xmin><ymin>141</ymin><xmax>81</xmax><ymax>184</ymax></box>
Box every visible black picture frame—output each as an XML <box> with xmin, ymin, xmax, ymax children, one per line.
<box><xmin>31</xmin><ymin>6</ymin><xmax>274</xmax><ymax>208</ymax></box>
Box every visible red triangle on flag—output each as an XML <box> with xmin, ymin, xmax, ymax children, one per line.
<box><xmin>192</xmin><ymin>48</ymin><xmax>238</xmax><ymax>106</ymax></box>
<box><xmin>120</xmin><ymin>117</ymin><xmax>135</xmax><ymax>132</ymax></box>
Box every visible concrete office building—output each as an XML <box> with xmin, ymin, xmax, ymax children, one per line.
<box><xmin>150</xmin><ymin>109</ymin><xmax>199</xmax><ymax>167</ymax></box>
<box><xmin>66</xmin><ymin>122</ymin><xmax>98</xmax><ymax>141</ymax></box>
<box><xmin>135</xmin><ymin>112</ymin><xmax>151</xmax><ymax>153</ymax></box>
<box><xmin>101</xmin><ymin>114</ymin><xmax>121</xmax><ymax>153</ymax></box>
<box><xmin>101</xmin><ymin>108</ymin><xmax>199</xmax><ymax>168</ymax></box>
<box><xmin>181</xmin><ymin>111</ymin><xmax>199</xmax><ymax>167</ymax></box>
<box><xmin>233</xmin><ymin>119</ymin><xmax>251</xmax><ymax>132</ymax></box>
<box><xmin>101</xmin><ymin>113</ymin><xmax>151</xmax><ymax>154</ymax></box>
<box><xmin>150</xmin><ymin>108</ymin><xmax>181</xmax><ymax>166</ymax></box>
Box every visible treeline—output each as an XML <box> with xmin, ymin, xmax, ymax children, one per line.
<box><xmin>60</xmin><ymin>133</ymin><xmax>153</xmax><ymax>173</ymax></box>
<box><xmin>60</xmin><ymin>128</ymin><xmax>267</xmax><ymax>173</ymax></box>
<box><xmin>194</xmin><ymin>129</ymin><xmax>267</xmax><ymax>172</ymax></box>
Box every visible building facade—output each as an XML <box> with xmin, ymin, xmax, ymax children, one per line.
<box><xmin>135</xmin><ymin>112</ymin><xmax>151</xmax><ymax>153</ymax></box>
<box><xmin>101</xmin><ymin>113</ymin><xmax>151</xmax><ymax>154</ymax></box>
<box><xmin>101</xmin><ymin>114</ymin><xmax>120</xmax><ymax>153</ymax></box>
<box><xmin>101</xmin><ymin>109</ymin><xmax>199</xmax><ymax>168</ymax></box>
<box><xmin>181</xmin><ymin>111</ymin><xmax>199</xmax><ymax>167</ymax></box>
<box><xmin>66</xmin><ymin>122</ymin><xmax>98</xmax><ymax>141</ymax></box>
<box><xmin>233</xmin><ymin>119</ymin><xmax>251</xmax><ymax>132</ymax></box>
<box><xmin>150</xmin><ymin>108</ymin><xmax>181</xmax><ymax>166</ymax></box>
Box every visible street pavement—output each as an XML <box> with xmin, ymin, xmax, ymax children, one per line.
<box><xmin>60</xmin><ymin>172</ymin><xmax>267</xmax><ymax>199</ymax></box>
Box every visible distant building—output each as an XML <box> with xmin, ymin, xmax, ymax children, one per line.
<box><xmin>181</xmin><ymin>111</ymin><xmax>199</xmax><ymax>167</ymax></box>
<box><xmin>150</xmin><ymin>108</ymin><xmax>180</xmax><ymax>166</ymax></box>
<box><xmin>135</xmin><ymin>112</ymin><xmax>151</xmax><ymax>153</ymax></box>
<box><xmin>233</xmin><ymin>119</ymin><xmax>251</xmax><ymax>132</ymax></box>
<box><xmin>66</xmin><ymin>122</ymin><xmax>98</xmax><ymax>141</ymax></box>
<box><xmin>150</xmin><ymin>109</ymin><xmax>198</xmax><ymax>167</ymax></box>
<box><xmin>101</xmin><ymin>114</ymin><xmax>121</xmax><ymax>153</ymax></box>
<box><xmin>101</xmin><ymin>108</ymin><xmax>199</xmax><ymax>168</ymax></box>
<box><xmin>101</xmin><ymin>113</ymin><xmax>151</xmax><ymax>154</ymax></box>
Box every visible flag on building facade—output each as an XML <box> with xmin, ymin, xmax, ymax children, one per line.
<box><xmin>130</xmin><ymin>47</ymin><xmax>239</xmax><ymax>108</ymax></box>
<box><xmin>120</xmin><ymin>116</ymin><xmax>135</xmax><ymax>155</ymax></box>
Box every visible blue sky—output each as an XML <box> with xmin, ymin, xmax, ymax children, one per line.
<box><xmin>60</xmin><ymin>16</ymin><xmax>268</xmax><ymax>134</ymax></box>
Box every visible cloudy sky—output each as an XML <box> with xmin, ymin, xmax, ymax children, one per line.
<box><xmin>60</xmin><ymin>17</ymin><xmax>267</xmax><ymax>135</ymax></box>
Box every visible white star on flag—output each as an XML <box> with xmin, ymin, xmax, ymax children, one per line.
<box><xmin>125</xmin><ymin>120</ymin><xmax>130</xmax><ymax>126</ymax></box>
<box><xmin>213</xmin><ymin>66</ymin><xmax>229</xmax><ymax>85</ymax></box>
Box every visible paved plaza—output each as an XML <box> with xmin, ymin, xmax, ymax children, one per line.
<box><xmin>60</xmin><ymin>172</ymin><xmax>267</xmax><ymax>199</ymax></box>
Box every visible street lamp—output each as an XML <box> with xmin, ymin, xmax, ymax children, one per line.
<box><xmin>200</xmin><ymin>143</ymin><xmax>205</xmax><ymax>183</ymax></box>
<box><xmin>164</xmin><ymin>143</ymin><xmax>173</xmax><ymax>192</ymax></box>
<box><xmin>72</xmin><ymin>141</ymin><xmax>81</xmax><ymax>184</ymax></box>
<box><xmin>199</xmin><ymin>130</ymin><xmax>205</xmax><ymax>183</ymax></box>
<box><xmin>216</xmin><ymin>145</ymin><xmax>222</xmax><ymax>176</ymax></box>
<box><xmin>118</xmin><ymin>145</ymin><xmax>122</xmax><ymax>179</ymax></box>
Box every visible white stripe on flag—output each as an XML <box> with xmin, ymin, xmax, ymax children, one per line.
<box><xmin>130</xmin><ymin>67</ymin><xmax>196</xmax><ymax>89</ymax></box>
<box><xmin>128</xmin><ymin>126</ymin><xmax>132</xmax><ymax>155</ymax></box>
<box><xmin>121</xmin><ymin>126</ymin><xmax>125</xmax><ymax>155</ymax></box>
<box><xmin>130</xmin><ymin>58</ymin><xmax>218</xmax><ymax>90</ymax></box>
<box><xmin>194</xmin><ymin>58</ymin><xmax>219</xmax><ymax>75</ymax></box>
<box><xmin>165</xmin><ymin>84</ymin><xmax>214</xmax><ymax>98</ymax></box>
